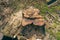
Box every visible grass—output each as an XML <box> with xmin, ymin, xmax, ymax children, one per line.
<box><xmin>56</xmin><ymin>32</ymin><xmax>60</xmax><ymax>40</ymax></box>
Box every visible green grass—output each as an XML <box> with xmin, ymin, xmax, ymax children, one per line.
<box><xmin>56</xmin><ymin>32</ymin><xmax>60</xmax><ymax>40</ymax></box>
